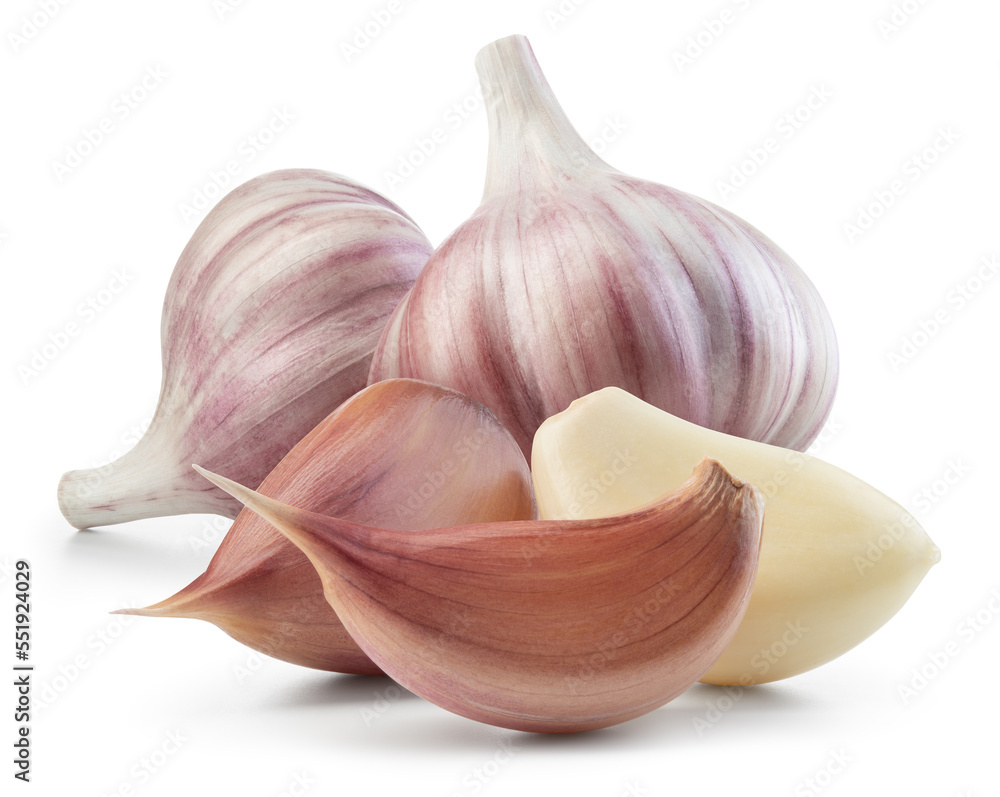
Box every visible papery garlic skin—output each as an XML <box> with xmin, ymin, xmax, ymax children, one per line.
<box><xmin>58</xmin><ymin>169</ymin><xmax>432</xmax><ymax>528</ymax></box>
<box><xmin>531</xmin><ymin>387</ymin><xmax>941</xmax><ymax>686</ymax></box>
<box><xmin>117</xmin><ymin>379</ymin><xmax>536</xmax><ymax>674</ymax></box>
<box><xmin>369</xmin><ymin>35</ymin><xmax>838</xmax><ymax>459</ymax></box>
<box><xmin>196</xmin><ymin>458</ymin><xmax>763</xmax><ymax>733</ymax></box>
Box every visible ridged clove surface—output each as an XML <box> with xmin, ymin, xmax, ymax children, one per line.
<box><xmin>118</xmin><ymin>379</ymin><xmax>536</xmax><ymax>673</ymax></box>
<box><xmin>197</xmin><ymin>457</ymin><xmax>763</xmax><ymax>732</ymax></box>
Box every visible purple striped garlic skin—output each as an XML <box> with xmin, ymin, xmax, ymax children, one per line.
<box><xmin>58</xmin><ymin>169</ymin><xmax>432</xmax><ymax>528</ymax></box>
<box><xmin>369</xmin><ymin>35</ymin><xmax>838</xmax><ymax>459</ymax></box>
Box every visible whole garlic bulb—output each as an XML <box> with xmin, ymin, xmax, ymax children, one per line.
<box><xmin>369</xmin><ymin>35</ymin><xmax>839</xmax><ymax>458</ymax></box>
<box><xmin>58</xmin><ymin>169</ymin><xmax>432</xmax><ymax>528</ymax></box>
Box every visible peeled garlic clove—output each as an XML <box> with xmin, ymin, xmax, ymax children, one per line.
<box><xmin>369</xmin><ymin>35</ymin><xmax>838</xmax><ymax>459</ymax></box>
<box><xmin>532</xmin><ymin>387</ymin><xmax>941</xmax><ymax>686</ymax></box>
<box><xmin>58</xmin><ymin>169</ymin><xmax>432</xmax><ymax>528</ymax></box>
<box><xmin>118</xmin><ymin>378</ymin><xmax>535</xmax><ymax>674</ymax></box>
<box><xmin>195</xmin><ymin>458</ymin><xmax>763</xmax><ymax>733</ymax></box>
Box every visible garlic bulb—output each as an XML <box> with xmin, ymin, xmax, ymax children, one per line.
<box><xmin>118</xmin><ymin>379</ymin><xmax>536</xmax><ymax>674</ymax></box>
<box><xmin>369</xmin><ymin>35</ymin><xmax>839</xmax><ymax>458</ymax></box>
<box><xmin>532</xmin><ymin>387</ymin><xmax>940</xmax><ymax>685</ymax></box>
<box><xmin>58</xmin><ymin>169</ymin><xmax>432</xmax><ymax>528</ymax></box>
<box><xmin>195</xmin><ymin>458</ymin><xmax>763</xmax><ymax>733</ymax></box>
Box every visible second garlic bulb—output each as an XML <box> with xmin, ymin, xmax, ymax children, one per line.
<box><xmin>370</xmin><ymin>35</ymin><xmax>839</xmax><ymax>458</ymax></box>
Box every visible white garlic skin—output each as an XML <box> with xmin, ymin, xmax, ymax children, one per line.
<box><xmin>369</xmin><ymin>35</ymin><xmax>838</xmax><ymax>458</ymax></box>
<box><xmin>58</xmin><ymin>169</ymin><xmax>432</xmax><ymax>528</ymax></box>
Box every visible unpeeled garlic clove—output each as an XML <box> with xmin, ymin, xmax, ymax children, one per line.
<box><xmin>369</xmin><ymin>35</ymin><xmax>838</xmax><ymax>459</ymax></box>
<box><xmin>58</xmin><ymin>169</ymin><xmax>432</xmax><ymax>529</ymax></box>
<box><xmin>195</xmin><ymin>457</ymin><xmax>763</xmax><ymax>733</ymax></box>
<box><xmin>117</xmin><ymin>378</ymin><xmax>536</xmax><ymax>674</ymax></box>
<box><xmin>531</xmin><ymin>387</ymin><xmax>941</xmax><ymax>685</ymax></box>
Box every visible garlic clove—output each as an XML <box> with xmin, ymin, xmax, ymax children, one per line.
<box><xmin>194</xmin><ymin>458</ymin><xmax>763</xmax><ymax>733</ymax></box>
<box><xmin>531</xmin><ymin>386</ymin><xmax>941</xmax><ymax>685</ymax></box>
<box><xmin>58</xmin><ymin>169</ymin><xmax>432</xmax><ymax>529</ymax></box>
<box><xmin>117</xmin><ymin>378</ymin><xmax>536</xmax><ymax>674</ymax></box>
<box><xmin>369</xmin><ymin>35</ymin><xmax>838</xmax><ymax>460</ymax></box>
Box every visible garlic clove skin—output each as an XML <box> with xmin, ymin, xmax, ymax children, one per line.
<box><xmin>194</xmin><ymin>458</ymin><xmax>763</xmax><ymax>733</ymax></box>
<box><xmin>117</xmin><ymin>378</ymin><xmax>536</xmax><ymax>674</ymax></box>
<box><xmin>531</xmin><ymin>386</ymin><xmax>941</xmax><ymax>686</ymax></box>
<box><xmin>369</xmin><ymin>35</ymin><xmax>838</xmax><ymax>460</ymax></box>
<box><xmin>58</xmin><ymin>169</ymin><xmax>432</xmax><ymax>529</ymax></box>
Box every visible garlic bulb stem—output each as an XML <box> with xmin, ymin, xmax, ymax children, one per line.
<box><xmin>58</xmin><ymin>436</ymin><xmax>233</xmax><ymax>527</ymax></box>
<box><xmin>477</xmin><ymin>35</ymin><xmax>607</xmax><ymax>195</ymax></box>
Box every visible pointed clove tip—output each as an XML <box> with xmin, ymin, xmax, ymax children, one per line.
<box><xmin>192</xmin><ymin>464</ymin><xmax>256</xmax><ymax>508</ymax></box>
<box><xmin>191</xmin><ymin>465</ymin><xmax>331</xmax><ymax>571</ymax></box>
<box><xmin>692</xmin><ymin>455</ymin><xmax>744</xmax><ymax>490</ymax></box>
<box><xmin>110</xmin><ymin>607</ymin><xmax>154</xmax><ymax>617</ymax></box>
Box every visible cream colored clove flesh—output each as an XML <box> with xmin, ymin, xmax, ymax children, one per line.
<box><xmin>531</xmin><ymin>387</ymin><xmax>941</xmax><ymax>685</ymax></box>
<box><xmin>195</xmin><ymin>459</ymin><xmax>763</xmax><ymax>733</ymax></box>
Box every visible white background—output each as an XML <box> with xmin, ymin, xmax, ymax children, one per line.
<box><xmin>4</xmin><ymin>0</ymin><xmax>999</xmax><ymax>795</ymax></box>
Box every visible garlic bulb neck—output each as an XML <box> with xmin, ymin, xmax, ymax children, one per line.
<box><xmin>58</xmin><ymin>443</ymin><xmax>235</xmax><ymax>529</ymax></box>
<box><xmin>476</xmin><ymin>34</ymin><xmax>609</xmax><ymax>198</ymax></box>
